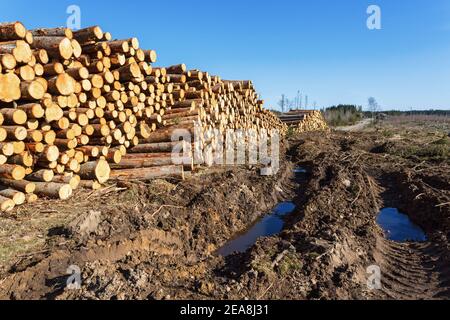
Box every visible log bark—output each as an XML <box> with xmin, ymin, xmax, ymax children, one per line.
<box><xmin>0</xmin><ymin>53</ymin><xmax>16</xmax><ymax>70</ymax></box>
<box><xmin>109</xmin><ymin>165</ymin><xmax>184</xmax><ymax>181</ymax></box>
<box><xmin>0</xmin><ymin>22</ymin><xmax>27</xmax><ymax>40</ymax></box>
<box><xmin>78</xmin><ymin>179</ymin><xmax>102</xmax><ymax>190</ymax></box>
<box><xmin>33</xmin><ymin>182</ymin><xmax>72</xmax><ymax>200</ymax></box>
<box><xmin>27</xmin><ymin>169</ymin><xmax>54</xmax><ymax>182</ymax></box>
<box><xmin>78</xmin><ymin>159</ymin><xmax>110</xmax><ymax>184</ymax></box>
<box><xmin>0</xmin><ymin>164</ymin><xmax>26</xmax><ymax>180</ymax></box>
<box><xmin>31</xmin><ymin>27</ymin><xmax>73</xmax><ymax>39</ymax></box>
<box><xmin>112</xmin><ymin>155</ymin><xmax>193</xmax><ymax>171</ymax></box>
<box><xmin>73</xmin><ymin>26</ymin><xmax>103</xmax><ymax>44</ymax></box>
<box><xmin>17</xmin><ymin>102</ymin><xmax>45</xmax><ymax>119</ymax></box>
<box><xmin>0</xmin><ymin>178</ymin><xmax>35</xmax><ymax>193</ymax></box>
<box><xmin>20</xmin><ymin>80</ymin><xmax>45</xmax><ymax>100</ymax></box>
<box><xmin>0</xmin><ymin>189</ymin><xmax>25</xmax><ymax>205</ymax></box>
<box><xmin>0</xmin><ymin>40</ymin><xmax>32</xmax><ymax>63</ymax></box>
<box><xmin>47</xmin><ymin>73</ymin><xmax>76</xmax><ymax>96</ymax></box>
<box><xmin>0</xmin><ymin>195</ymin><xmax>15</xmax><ymax>212</ymax></box>
<box><xmin>31</xmin><ymin>36</ymin><xmax>73</xmax><ymax>60</ymax></box>
<box><xmin>0</xmin><ymin>108</ymin><xmax>27</xmax><ymax>125</ymax></box>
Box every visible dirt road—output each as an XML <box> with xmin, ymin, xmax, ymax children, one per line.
<box><xmin>0</xmin><ymin>128</ymin><xmax>448</xmax><ymax>300</ymax></box>
<box><xmin>335</xmin><ymin>118</ymin><xmax>374</xmax><ymax>132</ymax></box>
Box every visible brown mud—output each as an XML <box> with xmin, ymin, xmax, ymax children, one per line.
<box><xmin>0</xmin><ymin>130</ymin><xmax>448</xmax><ymax>300</ymax></box>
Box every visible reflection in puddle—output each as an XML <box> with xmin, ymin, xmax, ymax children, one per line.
<box><xmin>217</xmin><ymin>202</ymin><xmax>296</xmax><ymax>256</ymax></box>
<box><xmin>377</xmin><ymin>208</ymin><xmax>427</xmax><ymax>242</ymax></box>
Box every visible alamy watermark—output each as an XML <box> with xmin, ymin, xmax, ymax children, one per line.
<box><xmin>170</xmin><ymin>123</ymin><xmax>280</xmax><ymax>176</ymax></box>
<box><xmin>66</xmin><ymin>264</ymin><xmax>82</xmax><ymax>290</ymax></box>
<box><xmin>366</xmin><ymin>264</ymin><xmax>382</xmax><ymax>290</ymax></box>
<box><xmin>367</xmin><ymin>5</ymin><xmax>382</xmax><ymax>30</ymax></box>
<box><xmin>66</xmin><ymin>5</ymin><xmax>81</xmax><ymax>30</ymax></box>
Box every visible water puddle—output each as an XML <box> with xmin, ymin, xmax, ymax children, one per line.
<box><xmin>293</xmin><ymin>167</ymin><xmax>307</xmax><ymax>174</ymax></box>
<box><xmin>216</xmin><ymin>202</ymin><xmax>296</xmax><ymax>256</ymax></box>
<box><xmin>217</xmin><ymin>167</ymin><xmax>305</xmax><ymax>256</ymax></box>
<box><xmin>377</xmin><ymin>208</ymin><xmax>427</xmax><ymax>242</ymax></box>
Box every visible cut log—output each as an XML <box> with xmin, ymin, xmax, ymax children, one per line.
<box><xmin>52</xmin><ymin>174</ymin><xmax>80</xmax><ymax>189</ymax></box>
<box><xmin>48</xmin><ymin>73</ymin><xmax>76</xmax><ymax>96</ymax></box>
<box><xmin>20</xmin><ymin>80</ymin><xmax>45</xmax><ymax>100</ymax></box>
<box><xmin>166</xmin><ymin>64</ymin><xmax>186</xmax><ymax>74</ymax></box>
<box><xmin>118</xmin><ymin>63</ymin><xmax>141</xmax><ymax>81</ymax></box>
<box><xmin>78</xmin><ymin>159</ymin><xmax>110</xmax><ymax>184</ymax></box>
<box><xmin>32</xmin><ymin>36</ymin><xmax>73</xmax><ymax>60</ymax></box>
<box><xmin>113</xmin><ymin>155</ymin><xmax>193</xmax><ymax>171</ymax></box>
<box><xmin>109</xmin><ymin>165</ymin><xmax>184</xmax><ymax>181</ymax></box>
<box><xmin>0</xmin><ymin>164</ymin><xmax>26</xmax><ymax>180</ymax></box>
<box><xmin>31</xmin><ymin>27</ymin><xmax>73</xmax><ymax>39</ymax></box>
<box><xmin>0</xmin><ymin>189</ymin><xmax>25</xmax><ymax>205</ymax></box>
<box><xmin>3</xmin><ymin>126</ymin><xmax>27</xmax><ymax>141</ymax></box>
<box><xmin>78</xmin><ymin>179</ymin><xmax>101</xmax><ymax>190</ymax></box>
<box><xmin>33</xmin><ymin>49</ymin><xmax>49</xmax><ymax>64</ymax></box>
<box><xmin>0</xmin><ymin>22</ymin><xmax>27</xmax><ymax>40</ymax></box>
<box><xmin>143</xmin><ymin>50</ymin><xmax>157</xmax><ymax>63</ymax></box>
<box><xmin>27</xmin><ymin>169</ymin><xmax>54</xmax><ymax>182</ymax></box>
<box><xmin>0</xmin><ymin>195</ymin><xmax>15</xmax><ymax>212</ymax></box>
<box><xmin>0</xmin><ymin>40</ymin><xmax>32</xmax><ymax>63</ymax></box>
<box><xmin>17</xmin><ymin>102</ymin><xmax>45</xmax><ymax>119</ymax></box>
<box><xmin>73</xmin><ymin>26</ymin><xmax>103</xmax><ymax>44</ymax></box>
<box><xmin>26</xmin><ymin>193</ymin><xmax>38</xmax><ymax>203</ymax></box>
<box><xmin>129</xmin><ymin>141</ymin><xmax>189</xmax><ymax>153</ymax></box>
<box><xmin>0</xmin><ymin>73</ymin><xmax>21</xmax><ymax>103</ymax></box>
<box><xmin>0</xmin><ymin>178</ymin><xmax>35</xmax><ymax>193</ymax></box>
<box><xmin>0</xmin><ymin>108</ymin><xmax>27</xmax><ymax>125</ymax></box>
<box><xmin>0</xmin><ymin>142</ymin><xmax>14</xmax><ymax>156</ymax></box>
<box><xmin>0</xmin><ymin>53</ymin><xmax>16</xmax><ymax>69</ymax></box>
<box><xmin>15</xmin><ymin>64</ymin><xmax>35</xmax><ymax>81</ymax></box>
<box><xmin>33</xmin><ymin>182</ymin><xmax>72</xmax><ymax>200</ymax></box>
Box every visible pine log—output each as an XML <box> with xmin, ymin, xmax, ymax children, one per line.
<box><xmin>0</xmin><ymin>195</ymin><xmax>15</xmax><ymax>212</ymax></box>
<box><xmin>0</xmin><ymin>53</ymin><xmax>16</xmax><ymax>69</ymax></box>
<box><xmin>0</xmin><ymin>108</ymin><xmax>27</xmax><ymax>125</ymax></box>
<box><xmin>47</xmin><ymin>73</ymin><xmax>76</xmax><ymax>96</ymax></box>
<box><xmin>32</xmin><ymin>36</ymin><xmax>73</xmax><ymax>60</ymax></box>
<box><xmin>31</xmin><ymin>27</ymin><xmax>73</xmax><ymax>39</ymax></box>
<box><xmin>0</xmin><ymin>40</ymin><xmax>32</xmax><ymax>63</ymax></box>
<box><xmin>0</xmin><ymin>178</ymin><xmax>35</xmax><ymax>193</ymax></box>
<box><xmin>78</xmin><ymin>159</ymin><xmax>110</xmax><ymax>184</ymax></box>
<box><xmin>109</xmin><ymin>165</ymin><xmax>184</xmax><ymax>181</ymax></box>
<box><xmin>27</xmin><ymin>169</ymin><xmax>54</xmax><ymax>182</ymax></box>
<box><xmin>33</xmin><ymin>182</ymin><xmax>72</xmax><ymax>200</ymax></box>
<box><xmin>73</xmin><ymin>26</ymin><xmax>103</xmax><ymax>44</ymax></box>
<box><xmin>20</xmin><ymin>80</ymin><xmax>45</xmax><ymax>100</ymax></box>
<box><xmin>0</xmin><ymin>22</ymin><xmax>27</xmax><ymax>40</ymax></box>
<box><xmin>0</xmin><ymin>189</ymin><xmax>25</xmax><ymax>205</ymax></box>
<box><xmin>0</xmin><ymin>164</ymin><xmax>26</xmax><ymax>180</ymax></box>
<box><xmin>0</xmin><ymin>73</ymin><xmax>21</xmax><ymax>103</ymax></box>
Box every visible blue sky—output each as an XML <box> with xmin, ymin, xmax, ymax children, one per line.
<box><xmin>2</xmin><ymin>0</ymin><xmax>450</xmax><ymax>110</ymax></box>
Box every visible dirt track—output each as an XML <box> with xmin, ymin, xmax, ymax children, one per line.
<box><xmin>0</xmin><ymin>128</ymin><xmax>449</xmax><ymax>300</ymax></box>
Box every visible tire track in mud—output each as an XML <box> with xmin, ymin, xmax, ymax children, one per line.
<box><xmin>369</xmin><ymin>238</ymin><xmax>450</xmax><ymax>300</ymax></box>
<box><xmin>0</xmin><ymin>228</ymin><xmax>185</xmax><ymax>299</ymax></box>
<box><xmin>287</xmin><ymin>134</ymin><xmax>450</xmax><ymax>300</ymax></box>
<box><xmin>367</xmin><ymin>168</ymin><xmax>450</xmax><ymax>300</ymax></box>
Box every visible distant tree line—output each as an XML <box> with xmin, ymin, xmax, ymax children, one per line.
<box><xmin>369</xmin><ymin>110</ymin><xmax>450</xmax><ymax>117</ymax></box>
<box><xmin>324</xmin><ymin>104</ymin><xmax>363</xmax><ymax>126</ymax></box>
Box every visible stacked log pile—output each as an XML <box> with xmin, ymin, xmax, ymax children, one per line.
<box><xmin>278</xmin><ymin>110</ymin><xmax>328</xmax><ymax>133</ymax></box>
<box><xmin>0</xmin><ymin>21</ymin><xmax>286</xmax><ymax>212</ymax></box>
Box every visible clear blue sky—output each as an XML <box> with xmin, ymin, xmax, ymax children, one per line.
<box><xmin>2</xmin><ymin>0</ymin><xmax>450</xmax><ymax>110</ymax></box>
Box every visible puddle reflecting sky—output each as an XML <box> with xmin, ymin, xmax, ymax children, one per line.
<box><xmin>217</xmin><ymin>202</ymin><xmax>296</xmax><ymax>257</ymax></box>
<box><xmin>377</xmin><ymin>208</ymin><xmax>427</xmax><ymax>242</ymax></box>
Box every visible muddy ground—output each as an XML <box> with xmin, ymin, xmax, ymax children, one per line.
<box><xmin>0</xmin><ymin>119</ymin><xmax>449</xmax><ymax>300</ymax></box>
